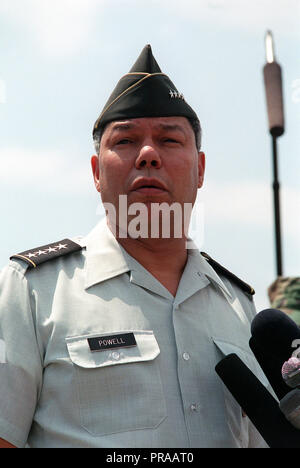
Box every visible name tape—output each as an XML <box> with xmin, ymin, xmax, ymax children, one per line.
<box><xmin>88</xmin><ymin>333</ymin><xmax>137</xmax><ymax>352</ymax></box>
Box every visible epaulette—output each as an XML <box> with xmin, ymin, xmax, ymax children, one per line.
<box><xmin>201</xmin><ymin>251</ymin><xmax>255</xmax><ymax>296</ymax></box>
<box><xmin>10</xmin><ymin>239</ymin><xmax>82</xmax><ymax>269</ymax></box>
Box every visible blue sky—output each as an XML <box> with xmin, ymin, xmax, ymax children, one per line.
<box><xmin>0</xmin><ymin>0</ymin><xmax>299</xmax><ymax>311</ymax></box>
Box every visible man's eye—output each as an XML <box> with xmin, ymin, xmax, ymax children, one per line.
<box><xmin>164</xmin><ymin>138</ymin><xmax>180</xmax><ymax>144</ymax></box>
<box><xmin>116</xmin><ymin>138</ymin><xmax>132</xmax><ymax>145</ymax></box>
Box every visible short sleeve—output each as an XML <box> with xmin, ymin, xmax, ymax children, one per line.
<box><xmin>0</xmin><ymin>263</ymin><xmax>43</xmax><ymax>447</ymax></box>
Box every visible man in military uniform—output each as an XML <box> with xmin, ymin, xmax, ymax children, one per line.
<box><xmin>0</xmin><ymin>45</ymin><xmax>268</xmax><ymax>448</ymax></box>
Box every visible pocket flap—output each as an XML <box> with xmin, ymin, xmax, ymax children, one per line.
<box><xmin>66</xmin><ymin>330</ymin><xmax>160</xmax><ymax>368</ymax></box>
<box><xmin>213</xmin><ymin>337</ymin><xmax>269</xmax><ymax>388</ymax></box>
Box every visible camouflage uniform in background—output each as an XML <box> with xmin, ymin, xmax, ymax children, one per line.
<box><xmin>268</xmin><ymin>277</ymin><xmax>300</xmax><ymax>326</ymax></box>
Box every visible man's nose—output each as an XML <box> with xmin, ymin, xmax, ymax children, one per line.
<box><xmin>135</xmin><ymin>144</ymin><xmax>162</xmax><ymax>170</ymax></box>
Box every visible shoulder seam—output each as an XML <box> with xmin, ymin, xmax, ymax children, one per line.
<box><xmin>7</xmin><ymin>261</ymin><xmax>28</xmax><ymax>278</ymax></box>
<box><xmin>201</xmin><ymin>251</ymin><xmax>255</xmax><ymax>296</ymax></box>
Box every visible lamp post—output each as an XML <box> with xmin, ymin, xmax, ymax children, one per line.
<box><xmin>263</xmin><ymin>31</ymin><xmax>285</xmax><ymax>277</ymax></box>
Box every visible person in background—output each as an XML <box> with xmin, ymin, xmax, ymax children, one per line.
<box><xmin>268</xmin><ymin>277</ymin><xmax>300</xmax><ymax>326</ymax></box>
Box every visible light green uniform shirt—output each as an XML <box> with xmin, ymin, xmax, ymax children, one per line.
<box><xmin>0</xmin><ymin>220</ymin><xmax>268</xmax><ymax>448</ymax></box>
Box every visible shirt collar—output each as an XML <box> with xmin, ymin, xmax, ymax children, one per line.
<box><xmin>82</xmin><ymin>218</ymin><xmax>130</xmax><ymax>289</ymax></box>
<box><xmin>186</xmin><ymin>240</ymin><xmax>233</xmax><ymax>300</ymax></box>
<box><xmin>82</xmin><ymin>219</ymin><xmax>232</xmax><ymax>300</ymax></box>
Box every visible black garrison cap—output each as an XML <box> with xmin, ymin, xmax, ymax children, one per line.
<box><xmin>93</xmin><ymin>44</ymin><xmax>200</xmax><ymax>136</ymax></box>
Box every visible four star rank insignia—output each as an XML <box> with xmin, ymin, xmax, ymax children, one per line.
<box><xmin>10</xmin><ymin>239</ymin><xmax>82</xmax><ymax>269</ymax></box>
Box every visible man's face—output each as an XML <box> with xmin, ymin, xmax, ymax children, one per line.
<box><xmin>91</xmin><ymin>116</ymin><xmax>205</xmax><ymax>229</ymax></box>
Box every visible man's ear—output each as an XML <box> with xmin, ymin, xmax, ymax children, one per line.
<box><xmin>198</xmin><ymin>151</ymin><xmax>205</xmax><ymax>188</ymax></box>
<box><xmin>91</xmin><ymin>155</ymin><xmax>101</xmax><ymax>193</ymax></box>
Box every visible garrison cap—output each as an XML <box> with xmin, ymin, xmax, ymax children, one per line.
<box><xmin>93</xmin><ymin>44</ymin><xmax>200</xmax><ymax>136</ymax></box>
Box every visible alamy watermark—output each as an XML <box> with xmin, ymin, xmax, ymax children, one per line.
<box><xmin>291</xmin><ymin>339</ymin><xmax>300</xmax><ymax>358</ymax></box>
<box><xmin>96</xmin><ymin>195</ymin><xmax>205</xmax><ymax>248</ymax></box>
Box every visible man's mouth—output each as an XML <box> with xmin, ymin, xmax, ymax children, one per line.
<box><xmin>130</xmin><ymin>178</ymin><xmax>167</xmax><ymax>194</ymax></box>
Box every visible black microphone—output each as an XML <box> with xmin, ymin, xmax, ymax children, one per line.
<box><xmin>249</xmin><ymin>308</ymin><xmax>300</xmax><ymax>400</ymax></box>
<box><xmin>280</xmin><ymin>353</ymin><xmax>300</xmax><ymax>428</ymax></box>
<box><xmin>279</xmin><ymin>389</ymin><xmax>300</xmax><ymax>430</ymax></box>
<box><xmin>282</xmin><ymin>355</ymin><xmax>300</xmax><ymax>388</ymax></box>
<box><xmin>215</xmin><ymin>353</ymin><xmax>300</xmax><ymax>448</ymax></box>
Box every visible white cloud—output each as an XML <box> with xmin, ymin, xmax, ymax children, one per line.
<box><xmin>199</xmin><ymin>180</ymin><xmax>272</xmax><ymax>226</ymax></box>
<box><xmin>0</xmin><ymin>0</ymin><xmax>103</xmax><ymax>56</ymax></box>
<box><xmin>0</xmin><ymin>147</ymin><xmax>93</xmax><ymax>194</ymax></box>
<box><xmin>155</xmin><ymin>0</ymin><xmax>300</xmax><ymax>36</ymax></box>
<box><xmin>196</xmin><ymin>180</ymin><xmax>300</xmax><ymax>240</ymax></box>
<box><xmin>0</xmin><ymin>80</ymin><xmax>6</xmax><ymax>104</ymax></box>
<box><xmin>1</xmin><ymin>0</ymin><xmax>298</xmax><ymax>59</ymax></box>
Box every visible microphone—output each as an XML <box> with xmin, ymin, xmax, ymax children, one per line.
<box><xmin>215</xmin><ymin>353</ymin><xmax>300</xmax><ymax>448</ymax></box>
<box><xmin>280</xmin><ymin>354</ymin><xmax>300</xmax><ymax>429</ymax></box>
<box><xmin>279</xmin><ymin>389</ymin><xmax>300</xmax><ymax>430</ymax></box>
<box><xmin>282</xmin><ymin>356</ymin><xmax>300</xmax><ymax>388</ymax></box>
<box><xmin>249</xmin><ymin>308</ymin><xmax>300</xmax><ymax>400</ymax></box>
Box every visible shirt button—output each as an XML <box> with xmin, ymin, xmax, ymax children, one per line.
<box><xmin>183</xmin><ymin>352</ymin><xmax>190</xmax><ymax>361</ymax></box>
<box><xmin>111</xmin><ymin>351</ymin><xmax>120</xmax><ymax>360</ymax></box>
<box><xmin>190</xmin><ymin>403</ymin><xmax>200</xmax><ymax>412</ymax></box>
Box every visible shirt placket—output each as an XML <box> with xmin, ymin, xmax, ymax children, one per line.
<box><xmin>172</xmin><ymin>272</ymin><xmax>212</xmax><ymax>446</ymax></box>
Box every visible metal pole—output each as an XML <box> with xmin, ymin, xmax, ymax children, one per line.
<box><xmin>263</xmin><ymin>31</ymin><xmax>285</xmax><ymax>277</ymax></box>
<box><xmin>271</xmin><ymin>135</ymin><xmax>282</xmax><ymax>276</ymax></box>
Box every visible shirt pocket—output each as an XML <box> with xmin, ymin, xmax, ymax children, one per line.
<box><xmin>212</xmin><ymin>337</ymin><xmax>269</xmax><ymax>448</ymax></box>
<box><xmin>66</xmin><ymin>330</ymin><xmax>167</xmax><ymax>436</ymax></box>
<box><xmin>212</xmin><ymin>337</ymin><xmax>269</xmax><ymax>388</ymax></box>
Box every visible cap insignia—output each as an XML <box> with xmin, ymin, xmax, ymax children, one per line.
<box><xmin>169</xmin><ymin>89</ymin><xmax>185</xmax><ymax>100</ymax></box>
